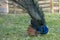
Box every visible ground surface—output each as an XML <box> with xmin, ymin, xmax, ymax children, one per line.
<box><xmin>0</xmin><ymin>13</ymin><xmax>60</xmax><ymax>40</ymax></box>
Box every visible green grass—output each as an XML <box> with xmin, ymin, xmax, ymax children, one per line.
<box><xmin>0</xmin><ymin>13</ymin><xmax>60</xmax><ymax>40</ymax></box>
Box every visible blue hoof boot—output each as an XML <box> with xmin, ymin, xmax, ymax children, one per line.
<box><xmin>41</xmin><ymin>26</ymin><xmax>49</xmax><ymax>34</ymax></box>
<box><xmin>37</xmin><ymin>25</ymin><xmax>49</xmax><ymax>34</ymax></box>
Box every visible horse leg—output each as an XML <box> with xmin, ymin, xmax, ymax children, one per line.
<box><xmin>12</xmin><ymin>0</ymin><xmax>49</xmax><ymax>36</ymax></box>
